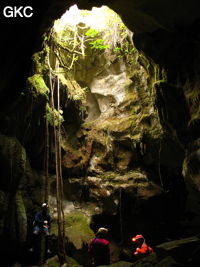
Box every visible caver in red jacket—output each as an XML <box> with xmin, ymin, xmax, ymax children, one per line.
<box><xmin>131</xmin><ymin>234</ymin><xmax>153</xmax><ymax>257</ymax></box>
<box><xmin>89</xmin><ymin>228</ymin><xmax>110</xmax><ymax>266</ymax></box>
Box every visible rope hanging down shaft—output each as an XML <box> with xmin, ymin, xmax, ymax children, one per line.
<box><xmin>48</xmin><ymin>54</ymin><xmax>66</xmax><ymax>264</ymax></box>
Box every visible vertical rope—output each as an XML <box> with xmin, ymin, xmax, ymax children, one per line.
<box><xmin>44</xmin><ymin>117</ymin><xmax>49</xmax><ymax>203</ymax></box>
<box><xmin>48</xmin><ymin>52</ymin><xmax>66</xmax><ymax>265</ymax></box>
<box><xmin>56</xmin><ymin>62</ymin><xmax>66</xmax><ymax>263</ymax></box>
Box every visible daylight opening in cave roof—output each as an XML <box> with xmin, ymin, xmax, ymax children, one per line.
<box><xmin>54</xmin><ymin>4</ymin><xmax>124</xmax><ymax>32</ymax></box>
<box><xmin>47</xmin><ymin>3</ymin><xmax>136</xmax><ymax>121</ymax></box>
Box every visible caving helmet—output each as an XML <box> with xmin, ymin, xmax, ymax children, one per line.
<box><xmin>95</xmin><ymin>227</ymin><xmax>108</xmax><ymax>236</ymax></box>
<box><xmin>41</xmin><ymin>202</ymin><xmax>48</xmax><ymax>209</ymax></box>
<box><xmin>131</xmin><ymin>234</ymin><xmax>144</xmax><ymax>243</ymax></box>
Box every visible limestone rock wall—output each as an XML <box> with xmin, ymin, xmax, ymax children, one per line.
<box><xmin>0</xmin><ymin>0</ymin><xmax>200</xmax><ymax>265</ymax></box>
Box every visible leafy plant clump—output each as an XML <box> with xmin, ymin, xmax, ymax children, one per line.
<box><xmin>89</xmin><ymin>39</ymin><xmax>110</xmax><ymax>50</ymax></box>
<box><xmin>45</xmin><ymin>103</ymin><xmax>64</xmax><ymax>127</ymax></box>
<box><xmin>51</xmin><ymin>5</ymin><xmax>135</xmax><ymax>71</ymax></box>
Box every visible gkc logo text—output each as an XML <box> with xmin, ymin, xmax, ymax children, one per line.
<box><xmin>3</xmin><ymin>6</ymin><xmax>33</xmax><ymax>18</ymax></box>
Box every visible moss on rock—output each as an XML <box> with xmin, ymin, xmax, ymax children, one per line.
<box><xmin>27</xmin><ymin>74</ymin><xmax>49</xmax><ymax>99</ymax></box>
<box><xmin>51</xmin><ymin>212</ymin><xmax>94</xmax><ymax>250</ymax></box>
<box><xmin>65</xmin><ymin>212</ymin><xmax>94</xmax><ymax>249</ymax></box>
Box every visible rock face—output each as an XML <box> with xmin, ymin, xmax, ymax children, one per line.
<box><xmin>0</xmin><ymin>134</ymin><xmax>47</xmax><ymax>265</ymax></box>
<box><xmin>42</xmin><ymin>11</ymin><xmax>171</xmax><ymax>264</ymax></box>
<box><xmin>40</xmin><ymin>9</ymin><xmax>188</xmax><ymax>265</ymax></box>
<box><xmin>49</xmin><ymin>11</ymin><xmax>164</xmax><ymax>180</ymax></box>
<box><xmin>0</xmin><ymin>0</ymin><xmax>200</xmax><ymax>266</ymax></box>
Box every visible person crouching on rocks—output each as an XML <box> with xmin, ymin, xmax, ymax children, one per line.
<box><xmin>131</xmin><ymin>234</ymin><xmax>153</xmax><ymax>259</ymax></box>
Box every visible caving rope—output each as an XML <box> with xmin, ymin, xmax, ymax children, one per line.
<box><xmin>48</xmin><ymin>50</ymin><xmax>66</xmax><ymax>264</ymax></box>
<box><xmin>44</xmin><ymin>110</ymin><xmax>49</xmax><ymax>203</ymax></box>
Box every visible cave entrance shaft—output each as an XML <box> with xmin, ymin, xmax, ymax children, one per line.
<box><xmin>42</xmin><ymin>4</ymin><xmax>138</xmax><ymax>262</ymax></box>
<box><xmin>34</xmin><ymin>3</ymin><xmax>164</xmax><ymax>264</ymax></box>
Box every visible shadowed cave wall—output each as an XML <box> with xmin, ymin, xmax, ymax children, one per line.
<box><xmin>0</xmin><ymin>0</ymin><xmax>200</xmax><ymax>266</ymax></box>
